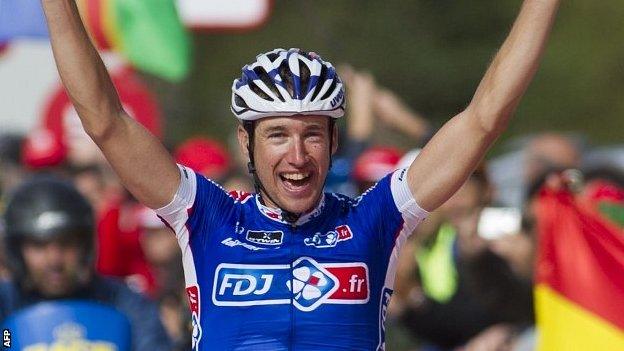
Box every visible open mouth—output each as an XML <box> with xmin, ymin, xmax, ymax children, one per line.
<box><xmin>279</xmin><ymin>172</ymin><xmax>312</xmax><ymax>191</ymax></box>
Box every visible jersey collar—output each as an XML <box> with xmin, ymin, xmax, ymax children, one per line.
<box><xmin>255</xmin><ymin>193</ymin><xmax>326</xmax><ymax>226</ymax></box>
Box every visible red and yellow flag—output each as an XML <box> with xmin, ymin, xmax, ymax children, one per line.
<box><xmin>535</xmin><ymin>188</ymin><xmax>624</xmax><ymax>350</ymax></box>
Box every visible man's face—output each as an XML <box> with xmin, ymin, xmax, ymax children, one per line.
<box><xmin>21</xmin><ymin>236</ymin><xmax>86</xmax><ymax>298</ymax></box>
<box><xmin>238</xmin><ymin>115</ymin><xmax>337</xmax><ymax>214</ymax></box>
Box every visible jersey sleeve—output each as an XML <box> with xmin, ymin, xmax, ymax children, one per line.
<box><xmin>154</xmin><ymin>164</ymin><xmax>235</xmax><ymax>238</ymax></box>
<box><xmin>389</xmin><ymin>168</ymin><xmax>430</xmax><ymax>238</ymax></box>
<box><xmin>355</xmin><ymin>168</ymin><xmax>429</xmax><ymax>260</ymax></box>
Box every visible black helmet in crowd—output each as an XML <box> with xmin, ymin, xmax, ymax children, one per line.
<box><xmin>2</xmin><ymin>176</ymin><xmax>95</xmax><ymax>278</ymax></box>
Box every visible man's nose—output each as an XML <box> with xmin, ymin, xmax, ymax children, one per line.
<box><xmin>286</xmin><ymin>137</ymin><xmax>308</xmax><ymax>167</ymax></box>
<box><xmin>44</xmin><ymin>242</ymin><xmax>65</xmax><ymax>264</ymax></box>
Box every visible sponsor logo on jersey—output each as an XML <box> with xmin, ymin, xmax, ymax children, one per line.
<box><xmin>304</xmin><ymin>225</ymin><xmax>353</xmax><ymax>248</ymax></box>
<box><xmin>221</xmin><ymin>237</ymin><xmax>266</xmax><ymax>251</ymax></box>
<box><xmin>186</xmin><ymin>286</ymin><xmax>203</xmax><ymax>351</ymax></box>
<box><xmin>398</xmin><ymin>168</ymin><xmax>407</xmax><ymax>182</ymax></box>
<box><xmin>212</xmin><ymin>257</ymin><xmax>369</xmax><ymax>312</ymax></box>
<box><xmin>376</xmin><ymin>287</ymin><xmax>393</xmax><ymax>351</ymax></box>
<box><xmin>246</xmin><ymin>230</ymin><xmax>283</xmax><ymax>246</ymax></box>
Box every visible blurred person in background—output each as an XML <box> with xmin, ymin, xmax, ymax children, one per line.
<box><xmin>175</xmin><ymin>136</ymin><xmax>253</xmax><ymax>192</ymax></box>
<box><xmin>39</xmin><ymin>0</ymin><xmax>561</xmax><ymax>348</ymax></box>
<box><xmin>0</xmin><ymin>176</ymin><xmax>170</xmax><ymax>350</ymax></box>
<box><xmin>174</xmin><ymin>137</ymin><xmax>231</xmax><ymax>182</ymax></box>
<box><xmin>390</xmin><ymin>165</ymin><xmax>534</xmax><ymax>351</ymax></box>
<box><xmin>524</xmin><ymin>133</ymin><xmax>582</xmax><ymax>186</ymax></box>
<box><xmin>137</xmin><ymin>207</ymin><xmax>191</xmax><ymax>350</ymax></box>
<box><xmin>0</xmin><ymin>133</ymin><xmax>27</xmax><ymax>203</ymax></box>
<box><xmin>326</xmin><ymin>66</ymin><xmax>431</xmax><ymax>196</ymax></box>
<box><xmin>96</xmin><ymin>189</ymin><xmax>157</xmax><ymax>296</ymax></box>
<box><xmin>0</xmin><ymin>133</ymin><xmax>27</xmax><ymax>281</ymax></box>
<box><xmin>352</xmin><ymin>145</ymin><xmax>404</xmax><ymax>193</ymax></box>
<box><xmin>490</xmin><ymin>132</ymin><xmax>583</xmax><ymax>208</ymax></box>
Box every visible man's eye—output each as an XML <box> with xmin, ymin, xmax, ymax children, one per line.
<box><xmin>306</xmin><ymin>132</ymin><xmax>323</xmax><ymax>139</ymax></box>
<box><xmin>268</xmin><ymin>133</ymin><xmax>287</xmax><ymax>140</ymax></box>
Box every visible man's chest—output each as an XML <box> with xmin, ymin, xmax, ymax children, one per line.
<box><xmin>192</xmin><ymin>220</ymin><xmax>382</xmax><ymax>312</ymax></box>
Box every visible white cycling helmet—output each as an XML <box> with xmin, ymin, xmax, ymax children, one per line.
<box><xmin>231</xmin><ymin>48</ymin><xmax>346</xmax><ymax>121</ymax></box>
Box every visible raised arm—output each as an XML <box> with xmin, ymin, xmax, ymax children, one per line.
<box><xmin>407</xmin><ymin>0</ymin><xmax>561</xmax><ymax>211</ymax></box>
<box><xmin>41</xmin><ymin>0</ymin><xmax>179</xmax><ymax>209</ymax></box>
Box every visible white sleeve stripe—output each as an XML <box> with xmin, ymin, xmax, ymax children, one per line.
<box><xmin>155</xmin><ymin>165</ymin><xmax>197</xmax><ymax>217</ymax></box>
<box><xmin>390</xmin><ymin>168</ymin><xmax>429</xmax><ymax>229</ymax></box>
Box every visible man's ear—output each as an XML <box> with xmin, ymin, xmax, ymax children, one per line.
<box><xmin>331</xmin><ymin>124</ymin><xmax>339</xmax><ymax>155</ymax></box>
<box><xmin>237</xmin><ymin>124</ymin><xmax>250</xmax><ymax>160</ymax></box>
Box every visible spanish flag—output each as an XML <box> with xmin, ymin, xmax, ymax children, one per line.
<box><xmin>535</xmin><ymin>188</ymin><xmax>624</xmax><ymax>350</ymax></box>
<box><xmin>77</xmin><ymin>0</ymin><xmax>190</xmax><ymax>81</ymax></box>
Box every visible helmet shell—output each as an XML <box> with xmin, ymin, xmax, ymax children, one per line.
<box><xmin>231</xmin><ymin>48</ymin><xmax>345</xmax><ymax>121</ymax></box>
<box><xmin>3</xmin><ymin>176</ymin><xmax>95</xmax><ymax>277</ymax></box>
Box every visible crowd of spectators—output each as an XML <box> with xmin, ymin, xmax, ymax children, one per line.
<box><xmin>0</xmin><ymin>65</ymin><xmax>622</xmax><ymax>351</ymax></box>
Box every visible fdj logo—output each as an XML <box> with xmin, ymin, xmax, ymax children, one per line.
<box><xmin>287</xmin><ymin>258</ymin><xmax>338</xmax><ymax>311</ymax></box>
<box><xmin>212</xmin><ymin>258</ymin><xmax>369</xmax><ymax>312</ymax></box>
<box><xmin>219</xmin><ymin>274</ymin><xmax>273</xmax><ymax>296</ymax></box>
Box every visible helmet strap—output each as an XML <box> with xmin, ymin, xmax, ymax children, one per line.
<box><xmin>328</xmin><ymin>119</ymin><xmax>336</xmax><ymax>169</ymax></box>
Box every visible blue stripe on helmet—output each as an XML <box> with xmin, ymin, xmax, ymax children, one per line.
<box><xmin>268</xmin><ymin>68</ymin><xmax>287</xmax><ymax>90</ymax></box>
<box><xmin>243</xmin><ymin>68</ymin><xmax>261</xmax><ymax>83</ymax></box>
<box><xmin>326</xmin><ymin>67</ymin><xmax>336</xmax><ymax>81</ymax></box>
<box><xmin>286</xmin><ymin>51</ymin><xmax>302</xmax><ymax>100</ymax></box>
<box><xmin>306</xmin><ymin>75</ymin><xmax>320</xmax><ymax>94</ymax></box>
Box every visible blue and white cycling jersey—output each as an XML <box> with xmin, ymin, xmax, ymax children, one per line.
<box><xmin>156</xmin><ymin>165</ymin><xmax>428</xmax><ymax>351</ymax></box>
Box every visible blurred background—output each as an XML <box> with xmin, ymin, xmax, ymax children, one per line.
<box><xmin>1</xmin><ymin>0</ymin><xmax>623</xmax><ymax>350</ymax></box>
<box><xmin>3</xmin><ymin>0</ymin><xmax>624</xmax><ymax>146</ymax></box>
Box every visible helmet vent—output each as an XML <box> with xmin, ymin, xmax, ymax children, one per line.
<box><xmin>298</xmin><ymin>60</ymin><xmax>311</xmax><ymax>99</ymax></box>
<box><xmin>249</xmin><ymin>81</ymin><xmax>273</xmax><ymax>102</ymax></box>
<box><xmin>234</xmin><ymin>94</ymin><xmax>249</xmax><ymax>109</ymax></box>
<box><xmin>321</xmin><ymin>75</ymin><xmax>338</xmax><ymax>101</ymax></box>
<box><xmin>254</xmin><ymin>66</ymin><xmax>282</xmax><ymax>101</ymax></box>
<box><xmin>310</xmin><ymin>65</ymin><xmax>328</xmax><ymax>101</ymax></box>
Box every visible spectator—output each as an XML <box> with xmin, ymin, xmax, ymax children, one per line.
<box><xmin>96</xmin><ymin>190</ymin><xmax>157</xmax><ymax>296</ymax></box>
<box><xmin>0</xmin><ymin>133</ymin><xmax>26</xmax><ymax>281</ymax></box>
<box><xmin>327</xmin><ymin>66</ymin><xmax>431</xmax><ymax>196</ymax></box>
<box><xmin>0</xmin><ymin>176</ymin><xmax>171</xmax><ymax>350</ymax></box>
<box><xmin>391</xmin><ymin>165</ymin><xmax>534</xmax><ymax>350</ymax></box>
<box><xmin>490</xmin><ymin>132</ymin><xmax>583</xmax><ymax>207</ymax></box>
<box><xmin>0</xmin><ymin>133</ymin><xmax>26</xmax><ymax>202</ymax></box>
<box><xmin>174</xmin><ymin>137</ymin><xmax>232</xmax><ymax>182</ymax></box>
<box><xmin>352</xmin><ymin>145</ymin><xmax>403</xmax><ymax>193</ymax></box>
<box><xmin>525</xmin><ymin>133</ymin><xmax>582</xmax><ymax>185</ymax></box>
<box><xmin>137</xmin><ymin>207</ymin><xmax>190</xmax><ymax>350</ymax></box>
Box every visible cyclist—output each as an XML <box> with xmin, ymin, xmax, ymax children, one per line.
<box><xmin>39</xmin><ymin>0</ymin><xmax>561</xmax><ymax>349</ymax></box>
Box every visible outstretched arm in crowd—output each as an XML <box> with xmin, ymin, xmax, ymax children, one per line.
<box><xmin>373</xmin><ymin>88</ymin><xmax>431</xmax><ymax>145</ymax></box>
<box><xmin>407</xmin><ymin>0</ymin><xmax>561</xmax><ymax>211</ymax></box>
<box><xmin>40</xmin><ymin>0</ymin><xmax>179</xmax><ymax>209</ymax></box>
